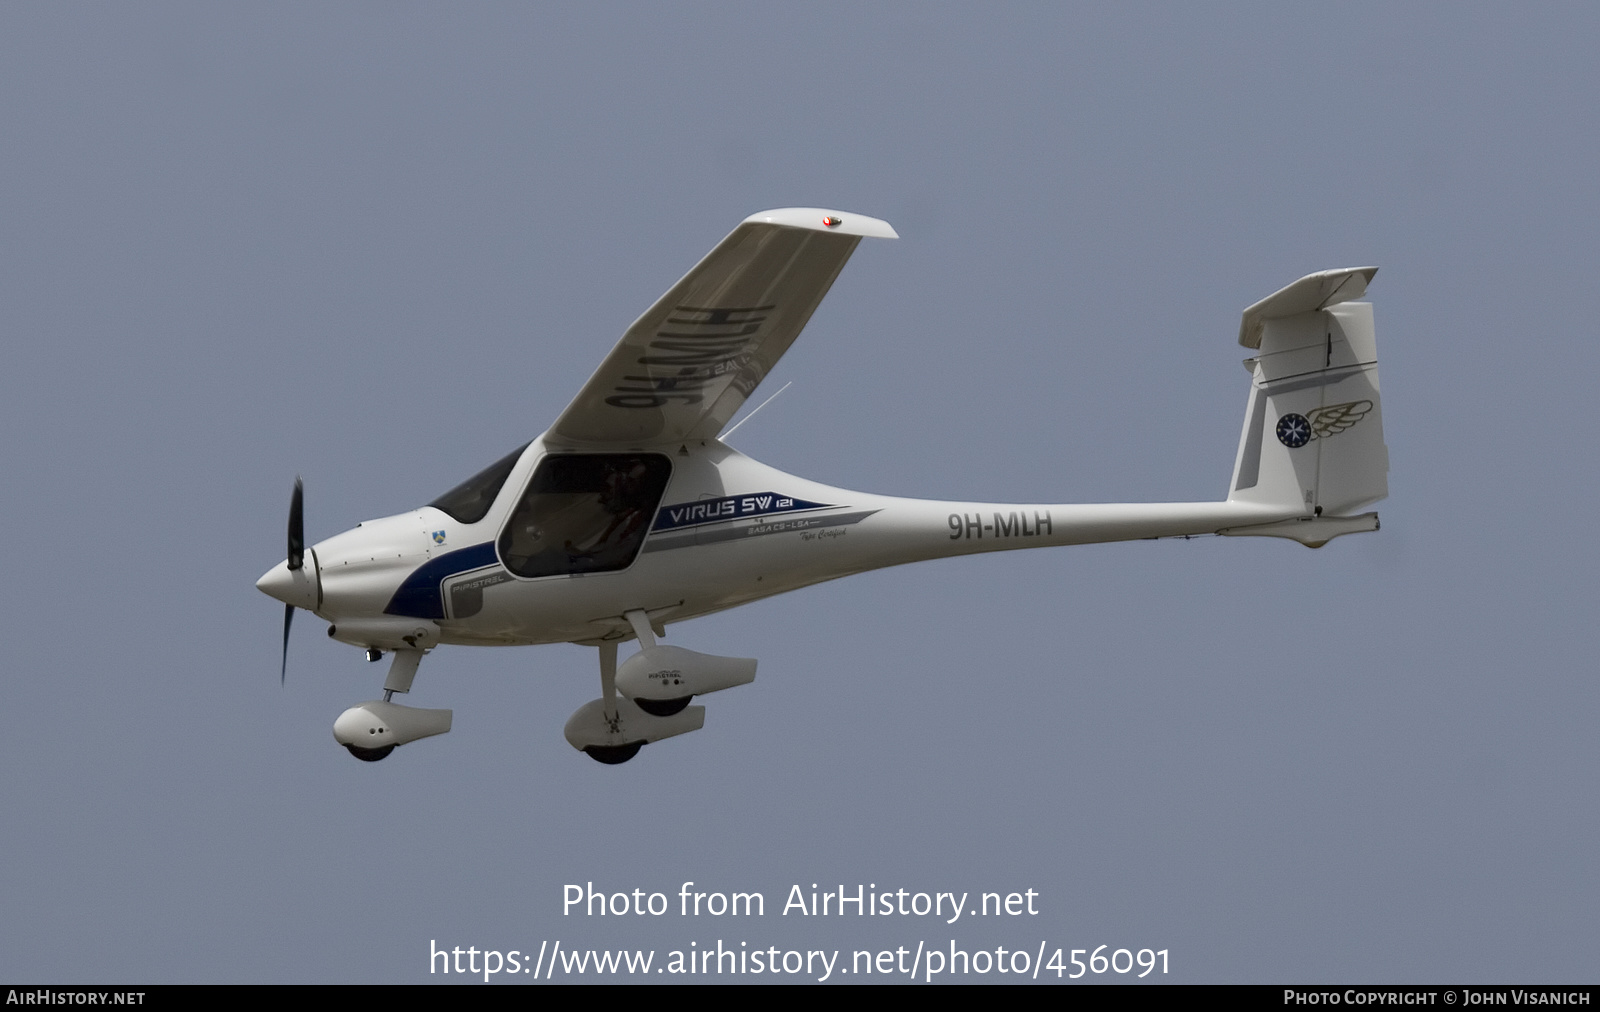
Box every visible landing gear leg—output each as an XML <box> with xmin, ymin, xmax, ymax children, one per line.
<box><xmin>583</xmin><ymin>639</ymin><xmax>643</xmax><ymax>765</ymax></box>
<box><xmin>620</xmin><ymin>609</ymin><xmax>693</xmax><ymax>716</ymax></box>
<box><xmin>623</xmin><ymin>609</ymin><xmax>657</xmax><ymax>650</ymax></box>
<box><xmin>382</xmin><ymin>648</ymin><xmax>423</xmax><ymax>703</ymax></box>
<box><xmin>333</xmin><ymin>648</ymin><xmax>452</xmax><ymax>762</ymax></box>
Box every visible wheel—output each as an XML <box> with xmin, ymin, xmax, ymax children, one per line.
<box><xmin>634</xmin><ymin>696</ymin><xmax>692</xmax><ymax>717</ymax></box>
<box><xmin>583</xmin><ymin>741</ymin><xmax>644</xmax><ymax>765</ymax></box>
<box><xmin>344</xmin><ymin>743</ymin><xmax>395</xmax><ymax>762</ymax></box>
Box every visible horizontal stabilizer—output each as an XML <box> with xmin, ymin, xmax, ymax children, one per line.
<box><xmin>1239</xmin><ymin>267</ymin><xmax>1378</xmax><ymax>349</ymax></box>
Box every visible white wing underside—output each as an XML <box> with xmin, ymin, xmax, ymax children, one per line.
<box><xmin>546</xmin><ymin>208</ymin><xmax>897</xmax><ymax>449</ymax></box>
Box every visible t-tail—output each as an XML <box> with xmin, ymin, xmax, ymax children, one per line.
<box><xmin>1220</xmin><ymin>267</ymin><xmax>1387</xmax><ymax>547</ymax></box>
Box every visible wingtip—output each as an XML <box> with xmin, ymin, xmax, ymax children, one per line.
<box><xmin>742</xmin><ymin>207</ymin><xmax>898</xmax><ymax>239</ymax></box>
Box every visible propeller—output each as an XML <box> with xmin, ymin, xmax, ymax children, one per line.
<box><xmin>281</xmin><ymin>602</ymin><xmax>294</xmax><ymax>686</ymax></box>
<box><xmin>281</xmin><ymin>477</ymin><xmax>304</xmax><ymax>686</ymax></box>
<box><xmin>288</xmin><ymin>476</ymin><xmax>304</xmax><ymax>571</ymax></box>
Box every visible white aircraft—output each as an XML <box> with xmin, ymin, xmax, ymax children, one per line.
<box><xmin>256</xmin><ymin>208</ymin><xmax>1387</xmax><ymax>764</ymax></box>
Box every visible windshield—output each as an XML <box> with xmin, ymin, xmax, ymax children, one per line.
<box><xmin>427</xmin><ymin>443</ymin><xmax>529</xmax><ymax>524</ymax></box>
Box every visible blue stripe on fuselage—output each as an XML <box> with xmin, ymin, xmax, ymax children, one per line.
<box><xmin>383</xmin><ymin>541</ymin><xmax>500</xmax><ymax>619</ymax></box>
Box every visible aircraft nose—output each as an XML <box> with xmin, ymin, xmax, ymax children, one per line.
<box><xmin>257</xmin><ymin>557</ymin><xmax>320</xmax><ymax>610</ymax></box>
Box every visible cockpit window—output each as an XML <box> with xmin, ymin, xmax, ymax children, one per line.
<box><xmin>498</xmin><ymin>454</ymin><xmax>672</xmax><ymax>579</ymax></box>
<box><xmin>427</xmin><ymin>443</ymin><xmax>529</xmax><ymax>524</ymax></box>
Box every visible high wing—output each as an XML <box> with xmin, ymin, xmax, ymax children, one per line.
<box><xmin>545</xmin><ymin>208</ymin><xmax>897</xmax><ymax>448</ymax></box>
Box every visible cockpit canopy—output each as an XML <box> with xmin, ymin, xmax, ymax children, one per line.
<box><xmin>427</xmin><ymin>444</ymin><xmax>529</xmax><ymax>524</ymax></box>
<box><xmin>498</xmin><ymin>454</ymin><xmax>672</xmax><ymax>579</ymax></box>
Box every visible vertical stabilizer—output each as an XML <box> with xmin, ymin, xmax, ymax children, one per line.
<box><xmin>1228</xmin><ymin>270</ymin><xmax>1387</xmax><ymax>518</ymax></box>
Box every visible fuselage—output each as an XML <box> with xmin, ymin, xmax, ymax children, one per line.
<box><xmin>257</xmin><ymin>436</ymin><xmax>1298</xmax><ymax>651</ymax></box>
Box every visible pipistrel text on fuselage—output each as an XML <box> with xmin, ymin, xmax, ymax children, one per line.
<box><xmin>256</xmin><ymin>207</ymin><xmax>1387</xmax><ymax>764</ymax></box>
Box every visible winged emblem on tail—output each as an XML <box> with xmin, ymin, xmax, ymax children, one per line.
<box><xmin>1308</xmin><ymin>400</ymin><xmax>1374</xmax><ymax>439</ymax></box>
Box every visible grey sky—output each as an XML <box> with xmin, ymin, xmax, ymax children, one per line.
<box><xmin>1</xmin><ymin>3</ymin><xmax>1595</xmax><ymax>983</ymax></box>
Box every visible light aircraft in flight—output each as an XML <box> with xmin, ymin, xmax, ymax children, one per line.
<box><xmin>256</xmin><ymin>207</ymin><xmax>1387</xmax><ymax>764</ymax></box>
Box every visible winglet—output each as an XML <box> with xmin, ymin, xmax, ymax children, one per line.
<box><xmin>1238</xmin><ymin>267</ymin><xmax>1378</xmax><ymax>348</ymax></box>
<box><xmin>742</xmin><ymin>207</ymin><xmax>899</xmax><ymax>239</ymax></box>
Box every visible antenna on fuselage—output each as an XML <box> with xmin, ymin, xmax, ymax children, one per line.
<box><xmin>720</xmin><ymin>381</ymin><xmax>793</xmax><ymax>442</ymax></box>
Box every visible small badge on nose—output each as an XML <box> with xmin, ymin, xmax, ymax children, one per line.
<box><xmin>432</xmin><ymin>531</ymin><xmax>447</xmax><ymax>545</ymax></box>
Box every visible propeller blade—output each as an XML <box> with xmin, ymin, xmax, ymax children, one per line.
<box><xmin>287</xmin><ymin>477</ymin><xmax>305</xmax><ymax>571</ymax></box>
<box><xmin>281</xmin><ymin>603</ymin><xmax>294</xmax><ymax>686</ymax></box>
